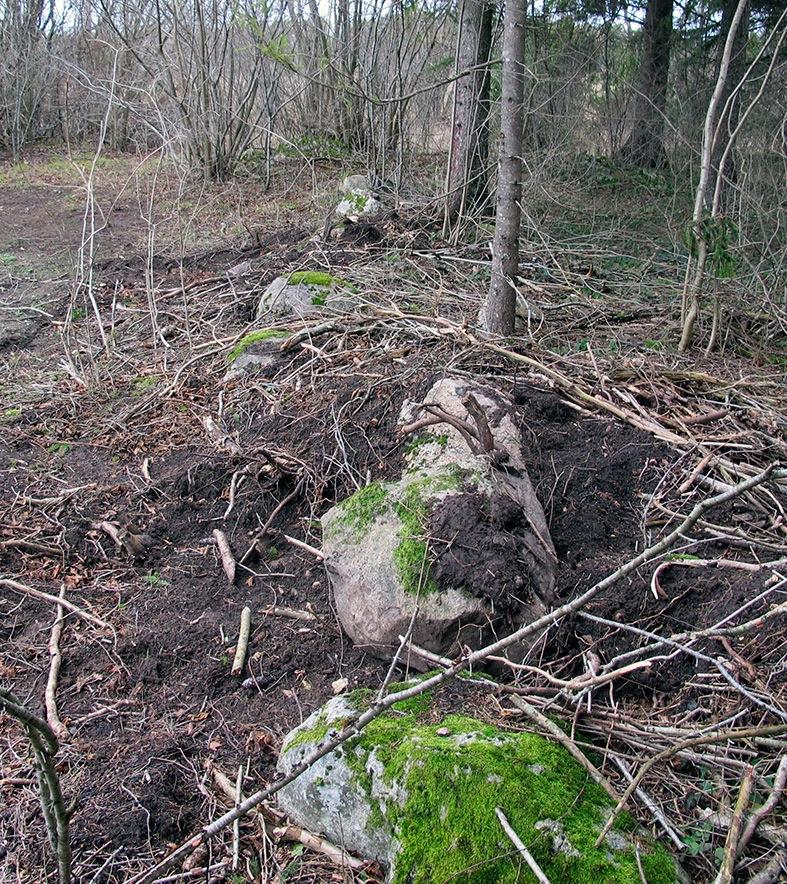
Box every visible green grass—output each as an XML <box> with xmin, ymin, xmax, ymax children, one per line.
<box><xmin>47</xmin><ymin>442</ymin><xmax>72</xmax><ymax>456</ymax></box>
<box><xmin>132</xmin><ymin>375</ymin><xmax>160</xmax><ymax>394</ymax></box>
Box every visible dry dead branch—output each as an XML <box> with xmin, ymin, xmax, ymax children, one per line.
<box><xmin>44</xmin><ymin>587</ymin><xmax>69</xmax><ymax>741</ymax></box>
<box><xmin>231</xmin><ymin>607</ymin><xmax>252</xmax><ymax>677</ymax></box>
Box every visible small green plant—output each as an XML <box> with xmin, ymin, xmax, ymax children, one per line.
<box><xmin>2</xmin><ymin>406</ymin><xmax>21</xmax><ymax>421</ymax></box>
<box><xmin>142</xmin><ymin>572</ymin><xmax>169</xmax><ymax>587</ymax></box>
<box><xmin>47</xmin><ymin>442</ymin><xmax>72</xmax><ymax>456</ymax></box>
<box><xmin>684</xmin><ymin>216</ymin><xmax>739</xmax><ymax>279</ymax></box>
<box><xmin>70</xmin><ymin>307</ymin><xmax>86</xmax><ymax>321</ymax></box>
<box><xmin>133</xmin><ymin>375</ymin><xmax>160</xmax><ymax>394</ymax></box>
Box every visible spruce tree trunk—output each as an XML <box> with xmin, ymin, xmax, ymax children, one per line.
<box><xmin>482</xmin><ymin>0</ymin><xmax>526</xmax><ymax>335</ymax></box>
<box><xmin>618</xmin><ymin>0</ymin><xmax>674</xmax><ymax>167</ymax></box>
<box><xmin>445</xmin><ymin>0</ymin><xmax>494</xmax><ymax>222</ymax></box>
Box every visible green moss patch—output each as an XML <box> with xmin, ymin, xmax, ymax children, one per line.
<box><xmin>332</xmin><ymin>481</ymin><xmax>391</xmax><ymax>538</ymax></box>
<box><xmin>289</xmin><ymin>270</ymin><xmax>343</xmax><ymax>288</ymax></box>
<box><xmin>403</xmin><ymin>432</ymin><xmax>449</xmax><ymax>456</ymax></box>
<box><xmin>393</xmin><ymin>467</ymin><xmax>467</xmax><ymax>595</ymax></box>
<box><xmin>327</xmin><ymin>467</ymin><xmax>469</xmax><ymax>595</ymax></box>
<box><xmin>343</xmin><ymin>702</ymin><xmax>676</xmax><ymax>884</ymax></box>
<box><xmin>227</xmin><ymin>328</ymin><xmax>289</xmax><ymax>363</ymax></box>
<box><xmin>283</xmin><ymin>709</ymin><xmax>337</xmax><ymax>752</ymax></box>
<box><xmin>288</xmin><ymin>270</ymin><xmax>357</xmax><ymax>297</ymax></box>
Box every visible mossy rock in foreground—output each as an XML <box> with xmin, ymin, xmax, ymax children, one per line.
<box><xmin>277</xmin><ymin>688</ymin><xmax>677</xmax><ymax>884</ymax></box>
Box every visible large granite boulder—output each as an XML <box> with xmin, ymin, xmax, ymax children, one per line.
<box><xmin>276</xmin><ymin>685</ymin><xmax>678</xmax><ymax>883</ymax></box>
<box><xmin>321</xmin><ymin>378</ymin><xmax>557</xmax><ymax>668</ymax></box>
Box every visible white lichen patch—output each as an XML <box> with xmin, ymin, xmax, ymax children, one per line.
<box><xmin>535</xmin><ymin>818</ymin><xmax>581</xmax><ymax>858</ymax></box>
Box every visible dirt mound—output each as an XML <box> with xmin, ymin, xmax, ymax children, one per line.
<box><xmin>430</xmin><ymin>491</ymin><xmax>545</xmax><ymax>612</ymax></box>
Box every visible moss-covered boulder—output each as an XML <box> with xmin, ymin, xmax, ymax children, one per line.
<box><xmin>276</xmin><ymin>687</ymin><xmax>678</xmax><ymax>883</ymax></box>
<box><xmin>255</xmin><ymin>271</ymin><xmax>355</xmax><ymax>320</ymax></box>
<box><xmin>321</xmin><ymin>378</ymin><xmax>557</xmax><ymax>668</ymax></box>
<box><xmin>335</xmin><ymin>173</ymin><xmax>384</xmax><ymax>223</ymax></box>
<box><xmin>224</xmin><ymin>328</ymin><xmax>290</xmax><ymax>381</ymax></box>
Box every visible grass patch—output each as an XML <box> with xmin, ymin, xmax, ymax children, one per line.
<box><xmin>47</xmin><ymin>442</ymin><xmax>72</xmax><ymax>456</ymax></box>
<box><xmin>133</xmin><ymin>375</ymin><xmax>160</xmax><ymax>394</ymax></box>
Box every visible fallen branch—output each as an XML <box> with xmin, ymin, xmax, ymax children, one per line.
<box><xmin>462</xmin><ymin>393</ymin><xmax>495</xmax><ymax>454</ymax></box>
<box><xmin>212</xmin><ymin>529</ymin><xmax>236</xmax><ymax>585</ymax></box>
<box><xmin>264</xmin><ymin>605</ymin><xmax>316</xmax><ymax>622</ymax></box>
<box><xmin>714</xmin><ymin>765</ymin><xmax>755</xmax><ymax>884</ymax></box>
<box><xmin>45</xmin><ymin>587</ymin><xmax>69</xmax><ymax>740</ymax></box>
<box><xmin>211</xmin><ymin>766</ymin><xmax>366</xmax><ymax>872</ymax></box>
<box><xmin>495</xmin><ymin>807</ymin><xmax>551</xmax><ymax>883</ymax></box>
<box><xmin>610</xmin><ymin>756</ymin><xmax>684</xmax><ymax>851</ymax></box>
<box><xmin>279</xmin><ymin>533</ymin><xmax>324</xmax><ymax>560</ymax></box>
<box><xmin>1</xmin><ymin>578</ymin><xmax>110</xmax><ymax>629</ymax></box>
<box><xmin>748</xmin><ymin>850</ymin><xmax>787</xmax><ymax>884</ymax></box>
<box><xmin>738</xmin><ymin>755</ymin><xmax>787</xmax><ymax>857</ymax></box>
<box><xmin>596</xmin><ymin>726</ymin><xmax>787</xmax><ymax>848</ymax></box>
<box><xmin>93</xmin><ymin>521</ymin><xmax>148</xmax><ymax>559</ymax></box>
<box><xmin>0</xmin><ymin>687</ymin><xmax>73</xmax><ymax>884</ymax></box>
<box><xmin>507</xmin><ymin>694</ymin><xmax>620</xmax><ymax>802</ymax></box>
<box><xmin>240</xmin><ymin>479</ymin><xmax>305</xmax><ymax>564</ymax></box>
<box><xmin>231</xmin><ymin>607</ymin><xmax>251</xmax><ymax>677</ymax></box>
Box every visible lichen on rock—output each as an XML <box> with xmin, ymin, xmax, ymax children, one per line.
<box><xmin>277</xmin><ymin>685</ymin><xmax>678</xmax><ymax>884</ymax></box>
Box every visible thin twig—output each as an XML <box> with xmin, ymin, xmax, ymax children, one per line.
<box><xmin>495</xmin><ymin>807</ymin><xmax>551</xmax><ymax>883</ymax></box>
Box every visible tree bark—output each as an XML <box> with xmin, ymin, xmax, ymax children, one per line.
<box><xmin>482</xmin><ymin>0</ymin><xmax>526</xmax><ymax>335</ymax></box>
<box><xmin>709</xmin><ymin>0</ymin><xmax>751</xmax><ymax>210</ymax></box>
<box><xmin>678</xmin><ymin>0</ymin><xmax>750</xmax><ymax>352</ymax></box>
<box><xmin>445</xmin><ymin>0</ymin><xmax>494</xmax><ymax>222</ymax></box>
<box><xmin>618</xmin><ymin>0</ymin><xmax>674</xmax><ymax>167</ymax></box>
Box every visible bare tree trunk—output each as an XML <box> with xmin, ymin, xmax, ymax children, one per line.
<box><xmin>617</xmin><ymin>0</ymin><xmax>673</xmax><ymax>167</ymax></box>
<box><xmin>482</xmin><ymin>0</ymin><xmax>525</xmax><ymax>335</ymax></box>
<box><xmin>444</xmin><ymin>0</ymin><xmax>493</xmax><ymax>224</ymax></box>
<box><xmin>709</xmin><ymin>0</ymin><xmax>751</xmax><ymax>212</ymax></box>
<box><xmin>679</xmin><ymin>0</ymin><xmax>750</xmax><ymax>352</ymax></box>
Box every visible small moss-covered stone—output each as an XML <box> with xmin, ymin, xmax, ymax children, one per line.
<box><xmin>227</xmin><ymin>328</ymin><xmax>289</xmax><ymax>363</ymax></box>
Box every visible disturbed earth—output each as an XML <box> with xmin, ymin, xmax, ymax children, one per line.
<box><xmin>2</xmin><ymin>153</ymin><xmax>786</xmax><ymax>883</ymax></box>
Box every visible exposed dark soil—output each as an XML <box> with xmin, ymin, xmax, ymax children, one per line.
<box><xmin>430</xmin><ymin>491</ymin><xmax>547</xmax><ymax>612</ymax></box>
<box><xmin>2</xmin><ymin>159</ymin><xmax>785</xmax><ymax>883</ymax></box>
